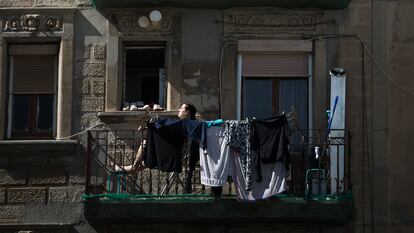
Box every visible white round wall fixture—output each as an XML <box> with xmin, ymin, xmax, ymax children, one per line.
<box><xmin>149</xmin><ymin>10</ymin><xmax>162</xmax><ymax>23</ymax></box>
<box><xmin>138</xmin><ymin>16</ymin><xmax>150</xmax><ymax>28</ymax></box>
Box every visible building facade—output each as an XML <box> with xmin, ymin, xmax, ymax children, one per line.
<box><xmin>0</xmin><ymin>0</ymin><xmax>414</xmax><ymax>232</ymax></box>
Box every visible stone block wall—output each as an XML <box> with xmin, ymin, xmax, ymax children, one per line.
<box><xmin>71</xmin><ymin>8</ymin><xmax>109</xmax><ymax>134</ymax></box>
<box><xmin>77</xmin><ymin>43</ymin><xmax>107</xmax><ymax>129</ymax></box>
<box><xmin>0</xmin><ymin>146</ymin><xmax>85</xmax><ymax>231</ymax></box>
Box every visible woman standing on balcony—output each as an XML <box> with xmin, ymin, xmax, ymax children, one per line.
<box><xmin>116</xmin><ymin>102</ymin><xmax>198</xmax><ymax>173</ymax></box>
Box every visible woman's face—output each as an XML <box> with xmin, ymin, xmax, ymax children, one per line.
<box><xmin>178</xmin><ymin>104</ymin><xmax>189</xmax><ymax>119</ymax></box>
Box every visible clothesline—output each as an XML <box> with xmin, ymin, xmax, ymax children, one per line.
<box><xmin>135</xmin><ymin>115</ymin><xmax>291</xmax><ymax>201</ymax></box>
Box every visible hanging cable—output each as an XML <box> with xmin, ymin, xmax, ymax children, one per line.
<box><xmin>309</xmin><ymin>34</ymin><xmax>414</xmax><ymax>97</ymax></box>
<box><xmin>55</xmin><ymin>122</ymin><xmax>107</xmax><ymax>140</ymax></box>
<box><xmin>361</xmin><ymin>41</ymin><xmax>367</xmax><ymax>233</ymax></box>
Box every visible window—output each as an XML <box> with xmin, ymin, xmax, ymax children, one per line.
<box><xmin>243</xmin><ymin>77</ymin><xmax>308</xmax><ymax>125</ymax></box>
<box><xmin>240</xmin><ymin>53</ymin><xmax>311</xmax><ymax>130</ymax></box>
<box><xmin>7</xmin><ymin>44</ymin><xmax>58</xmax><ymax>139</ymax></box>
<box><xmin>123</xmin><ymin>47</ymin><xmax>166</xmax><ymax>108</ymax></box>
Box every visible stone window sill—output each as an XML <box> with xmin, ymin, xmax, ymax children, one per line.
<box><xmin>0</xmin><ymin>140</ymin><xmax>78</xmax><ymax>154</ymax></box>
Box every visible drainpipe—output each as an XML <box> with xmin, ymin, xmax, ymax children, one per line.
<box><xmin>329</xmin><ymin>67</ymin><xmax>346</xmax><ymax>194</ymax></box>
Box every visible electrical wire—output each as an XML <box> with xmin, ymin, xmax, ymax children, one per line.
<box><xmin>55</xmin><ymin>114</ymin><xmax>150</xmax><ymax>177</ymax></box>
<box><xmin>310</xmin><ymin>33</ymin><xmax>386</xmax><ymax>233</ymax></box>
<box><xmin>309</xmin><ymin>33</ymin><xmax>402</xmax><ymax>233</ymax></box>
<box><xmin>55</xmin><ymin>114</ymin><xmax>149</xmax><ymax>151</ymax></box>
<box><xmin>310</xmin><ymin>34</ymin><xmax>414</xmax><ymax>97</ymax></box>
<box><xmin>356</xmin><ymin>36</ymin><xmax>414</xmax><ymax>97</ymax></box>
<box><xmin>55</xmin><ymin>122</ymin><xmax>107</xmax><ymax>140</ymax></box>
<box><xmin>361</xmin><ymin>41</ymin><xmax>367</xmax><ymax>233</ymax></box>
<box><xmin>369</xmin><ymin>3</ymin><xmax>375</xmax><ymax>232</ymax></box>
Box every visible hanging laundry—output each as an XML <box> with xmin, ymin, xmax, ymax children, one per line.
<box><xmin>250</xmin><ymin>115</ymin><xmax>291</xmax><ymax>182</ymax></box>
<box><xmin>233</xmin><ymin>157</ymin><xmax>287</xmax><ymax>201</ymax></box>
<box><xmin>143</xmin><ymin>122</ymin><xmax>186</xmax><ymax>172</ymax></box>
<box><xmin>143</xmin><ymin>118</ymin><xmax>206</xmax><ymax>173</ymax></box>
<box><xmin>154</xmin><ymin>118</ymin><xmax>207</xmax><ymax>148</ymax></box>
<box><xmin>199</xmin><ymin>126</ymin><xmax>233</xmax><ymax>187</ymax></box>
<box><xmin>230</xmin><ymin>114</ymin><xmax>290</xmax><ymax>201</ymax></box>
<box><xmin>224</xmin><ymin>119</ymin><xmax>252</xmax><ymax>190</ymax></box>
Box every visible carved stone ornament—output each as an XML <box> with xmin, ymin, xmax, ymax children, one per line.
<box><xmin>115</xmin><ymin>14</ymin><xmax>173</xmax><ymax>35</ymax></box>
<box><xmin>45</xmin><ymin>16</ymin><xmax>62</xmax><ymax>31</ymax></box>
<box><xmin>3</xmin><ymin>14</ymin><xmax>63</xmax><ymax>32</ymax></box>
<box><xmin>223</xmin><ymin>9</ymin><xmax>325</xmax><ymax>34</ymax></box>
<box><xmin>21</xmin><ymin>14</ymin><xmax>40</xmax><ymax>31</ymax></box>
<box><xmin>3</xmin><ymin>18</ymin><xmax>20</xmax><ymax>31</ymax></box>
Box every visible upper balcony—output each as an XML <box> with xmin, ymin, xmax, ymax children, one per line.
<box><xmin>83</xmin><ymin>127</ymin><xmax>352</xmax><ymax>224</ymax></box>
<box><xmin>91</xmin><ymin>0</ymin><xmax>352</xmax><ymax>9</ymax></box>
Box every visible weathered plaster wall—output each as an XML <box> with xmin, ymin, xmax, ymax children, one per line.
<box><xmin>181</xmin><ymin>9</ymin><xmax>222</xmax><ymax>119</ymax></box>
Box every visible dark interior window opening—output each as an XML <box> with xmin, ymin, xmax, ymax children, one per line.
<box><xmin>12</xmin><ymin>94</ymin><xmax>54</xmax><ymax>132</ymax></box>
<box><xmin>124</xmin><ymin>48</ymin><xmax>166</xmax><ymax>108</ymax></box>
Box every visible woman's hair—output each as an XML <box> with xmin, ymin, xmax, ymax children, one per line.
<box><xmin>183</xmin><ymin>102</ymin><xmax>197</xmax><ymax>120</ymax></box>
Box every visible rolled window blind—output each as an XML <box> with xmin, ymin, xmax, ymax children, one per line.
<box><xmin>12</xmin><ymin>55</ymin><xmax>56</xmax><ymax>94</ymax></box>
<box><xmin>241</xmin><ymin>53</ymin><xmax>309</xmax><ymax>78</ymax></box>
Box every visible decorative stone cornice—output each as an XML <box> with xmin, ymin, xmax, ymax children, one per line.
<box><xmin>115</xmin><ymin>14</ymin><xmax>173</xmax><ymax>35</ymax></box>
<box><xmin>3</xmin><ymin>14</ymin><xmax>62</xmax><ymax>32</ymax></box>
<box><xmin>224</xmin><ymin>9</ymin><xmax>326</xmax><ymax>34</ymax></box>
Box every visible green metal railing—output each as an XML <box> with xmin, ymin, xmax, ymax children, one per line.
<box><xmin>84</xmin><ymin>129</ymin><xmax>351</xmax><ymax>202</ymax></box>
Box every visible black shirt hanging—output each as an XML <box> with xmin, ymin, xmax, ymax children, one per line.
<box><xmin>250</xmin><ymin>115</ymin><xmax>291</xmax><ymax>182</ymax></box>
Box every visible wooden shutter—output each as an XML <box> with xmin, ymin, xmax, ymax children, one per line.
<box><xmin>241</xmin><ymin>53</ymin><xmax>309</xmax><ymax>78</ymax></box>
<box><xmin>9</xmin><ymin>45</ymin><xmax>57</xmax><ymax>94</ymax></box>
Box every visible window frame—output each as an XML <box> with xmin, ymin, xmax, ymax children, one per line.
<box><xmin>237</xmin><ymin>51</ymin><xmax>313</xmax><ymax>130</ymax></box>
<box><xmin>6</xmin><ymin>44</ymin><xmax>58</xmax><ymax>140</ymax></box>
<box><xmin>122</xmin><ymin>45</ymin><xmax>167</xmax><ymax>109</ymax></box>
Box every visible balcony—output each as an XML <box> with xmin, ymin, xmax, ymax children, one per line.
<box><xmin>91</xmin><ymin>0</ymin><xmax>351</xmax><ymax>10</ymax></box>
<box><xmin>83</xmin><ymin>128</ymin><xmax>352</xmax><ymax>224</ymax></box>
